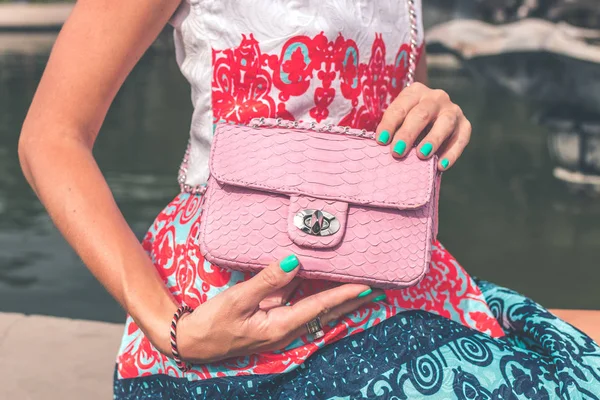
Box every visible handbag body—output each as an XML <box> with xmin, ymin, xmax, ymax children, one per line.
<box><xmin>198</xmin><ymin>119</ymin><xmax>440</xmax><ymax>289</ymax></box>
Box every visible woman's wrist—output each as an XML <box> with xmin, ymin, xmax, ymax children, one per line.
<box><xmin>117</xmin><ymin>248</ymin><xmax>183</xmax><ymax>356</ymax></box>
<box><xmin>142</xmin><ymin>300</ymin><xmax>180</xmax><ymax>356</ymax></box>
<box><xmin>173</xmin><ymin>310</ymin><xmax>217</xmax><ymax>364</ymax></box>
<box><xmin>123</xmin><ymin>278</ymin><xmax>180</xmax><ymax>355</ymax></box>
<box><xmin>173</xmin><ymin>308</ymin><xmax>228</xmax><ymax>365</ymax></box>
<box><xmin>168</xmin><ymin>306</ymin><xmax>195</xmax><ymax>371</ymax></box>
<box><xmin>171</xmin><ymin>311</ymin><xmax>196</xmax><ymax>363</ymax></box>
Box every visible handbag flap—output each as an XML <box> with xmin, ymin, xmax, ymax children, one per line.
<box><xmin>209</xmin><ymin>123</ymin><xmax>437</xmax><ymax>210</ymax></box>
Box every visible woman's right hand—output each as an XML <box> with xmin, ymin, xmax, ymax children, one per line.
<box><xmin>176</xmin><ymin>255</ymin><xmax>383</xmax><ymax>364</ymax></box>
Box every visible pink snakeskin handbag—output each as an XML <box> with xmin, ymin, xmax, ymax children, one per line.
<box><xmin>196</xmin><ymin>3</ymin><xmax>437</xmax><ymax>289</ymax></box>
<box><xmin>197</xmin><ymin>118</ymin><xmax>441</xmax><ymax>289</ymax></box>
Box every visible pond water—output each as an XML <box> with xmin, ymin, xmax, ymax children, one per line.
<box><xmin>1</xmin><ymin>32</ymin><xmax>599</xmax><ymax>324</ymax></box>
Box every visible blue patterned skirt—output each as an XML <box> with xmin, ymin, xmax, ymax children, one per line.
<box><xmin>114</xmin><ymin>279</ymin><xmax>600</xmax><ymax>399</ymax></box>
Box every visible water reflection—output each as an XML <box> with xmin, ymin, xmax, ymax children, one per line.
<box><xmin>461</xmin><ymin>51</ymin><xmax>600</xmax><ymax>193</ymax></box>
<box><xmin>542</xmin><ymin>109</ymin><xmax>600</xmax><ymax>194</ymax></box>
<box><xmin>0</xmin><ymin>26</ymin><xmax>599</xmax><ymax>323</ymax></box>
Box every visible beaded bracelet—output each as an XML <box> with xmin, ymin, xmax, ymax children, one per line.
<box><xmin>170</xmin><ymin>305</ymin><xmax>194</xmax><ymax>372</ymax></box>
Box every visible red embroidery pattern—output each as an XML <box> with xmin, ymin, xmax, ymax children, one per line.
<box><xmin>211</xmin><ymin>33</ymin><xmax>422</xmax><ymax>129</ymax></box>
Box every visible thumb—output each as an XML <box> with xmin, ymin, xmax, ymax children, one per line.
<box><xmin>235</xmin><ymin>254</ymin><xmax>301</xmax><ymax>309</ymax></box>
<box><xmin>259</xmin><ymin>277</ymin><xmax>302</xmax><ymax>311</ymax></box>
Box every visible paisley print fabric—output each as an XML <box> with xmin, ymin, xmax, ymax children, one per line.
<box><xmin>115</xmin><ymin>276</ymin><xmax>600</xmax><ymax>399</ymax></box>
<box><xmin>115</xmin><ymin>192</ymin><xmax>504</xmax><ymax>381</ymax></box>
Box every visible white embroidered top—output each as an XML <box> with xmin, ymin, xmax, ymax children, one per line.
<box><xmin>169</xmin><ymin>0</ymin><xmax>424</xmax><ymax>187</ymax></box>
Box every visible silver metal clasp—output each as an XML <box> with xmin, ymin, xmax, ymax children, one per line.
<box><xmin>294</xmin><ymin>209</ymin><xmax>340</xmax><ymax>236</ymax></box>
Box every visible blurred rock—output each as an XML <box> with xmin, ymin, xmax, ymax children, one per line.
<box><xmin>427</xmin><ymin>19</ymin><xmax>600</xmax><ymax>112</ymax></box>
<box><xmin>428</xmin><ymin>0</ymin><xmax>600</xmax><ymax>28</ymax></box>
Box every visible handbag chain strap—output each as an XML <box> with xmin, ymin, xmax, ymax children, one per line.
<box><xmin>249</xmin><ymin>118</ymin><xmax>376</xmax><ymax>139</ymax></box>
<box><xmin>179</xmin><ymin>0</ymin><xmax>419</xmax><ymax>195</ymax></box>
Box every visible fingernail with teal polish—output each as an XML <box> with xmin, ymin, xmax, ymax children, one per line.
<box><xmin>377</xmin><ymin>130</ymin><xmax>390</xmax><ymax>144</ymax></box>
<box><xmin>357</xmin><ymin>288</ymin><xmax>373</xmax><ymax>298</ymax></box>
<box><xmin>373</xmin><ymin>294</ymin><xmax>387</xmax><ymax>302</ymax></box>
<box><xmin>280</xmin><ymin>255</ymin><xmax>299</xmax><ymax>273</ymax></box>
<box><xmin>420</xmin><ymin>142</ymin><xmax>433</xmax><ymax>157</ymax></box>
<box><xmin>441</xmin><ymin>158</ymin><xmax>450</xmax><ymax>170</ymax></box>
<box><xmin>393</xmin><ymin>140</ymin><xmax>407</xmax><ymax>156</ymax></box>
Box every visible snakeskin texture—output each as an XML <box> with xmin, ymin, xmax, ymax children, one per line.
<box><xmin>198</xmin><ymin>123</ymin><xmax>440</xmax><ymax>289</ymax></box>
<box><xmin>210</xmin><ymin>124</ymin><xmax>436</xmax><ymax>209</ymax></box>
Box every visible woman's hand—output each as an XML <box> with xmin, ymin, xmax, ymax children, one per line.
<box><xmin>176</xmin><ymin>255</ymin><xmax>382</xmax><ymax>364</ymax></box>
<box><xmin>18</xmin><ymin>0</ymin><xmax>185</xmax><ymax>357</ymax></box>
<box><xmin>375</xmin><ymin>82</ymin><xmax>472</xmax><ymax>171</ymax></box>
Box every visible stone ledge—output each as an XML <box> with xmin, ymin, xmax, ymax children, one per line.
<box><xmin>0</xmin><ymin>313</ymin><xmax>123</xmax><ymax>400</ymax></box>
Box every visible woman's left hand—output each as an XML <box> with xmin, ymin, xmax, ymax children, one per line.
<box><xmin>375</xmin><ymin>82</ymin><xmax>471</xmax><ymax>171</ymax></box>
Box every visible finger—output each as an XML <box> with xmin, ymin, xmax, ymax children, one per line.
<box><xmin>375</xmin><ymin>84</ymin><xmax>423</xmax><ymax>145</ymax></box>
<box><xmin>259</xmin><ymin>278</ymin><xmax>302</xmax><ymax>311</ymax></box>
<box><xmin>390</xmin><ymin>99</ymin><xmax>441</xmax><ymax>158</ymax></box>
<box><xmin>234</xmin><ymin>254</ymin><xmax>301</xmax><ymax>310</ymax></box>
<box><xmin>279</xmin><ymin>283</ymin><xmax>373</xmax><ymax>329</ymax></box>
<box><xmin>437</xmin><ymin>118</ymin><xmax>472</xmax><ymax>171</ymax></box>
<box><xmin>415</xmin><ymin>106</ymin><xmax>460</xmax><ymax>160</ymax></box>
<box><xmin>319</xmin><ymin>290</ymin><xmax>385</xmax><ymax>325</ymax></box>
<box><xmin>288</xmin><ymin>290</ymin><xmax>386</xmax><ymax>338</ymax></box>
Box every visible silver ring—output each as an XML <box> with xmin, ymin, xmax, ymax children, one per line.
<box><xmin>306</xmin><ymin>317</ymin><xmax>325</xmax><ymax>339</ymax></box>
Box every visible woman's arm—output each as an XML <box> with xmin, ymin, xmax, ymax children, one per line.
<box><xmin>18</xmin><ymin>1</ymin><xmax>381</xmax><ymax>363</ymax></box>
<box><xmin>18</xmin><ymin>0</ymin><xmax>182</xmax><ymax>354</ymax></box>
